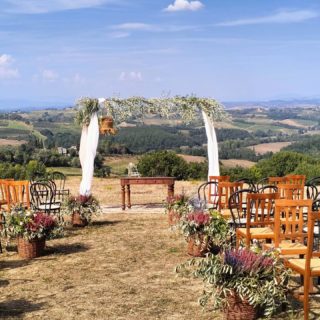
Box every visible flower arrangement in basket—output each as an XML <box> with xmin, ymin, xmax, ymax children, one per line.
<box><xmin>178</xmin><ymin>248</ymin><xmax>290</xmax><ymax>319</ymax></box>
<box><xmin>164</xmin><ymin>194</ymin><xmax>190</xmax><ymax>226</ymax></box>
<box><xmin>2</xmin><ymin>205</ymin><xmax>59</xmax><ymax>259</ymax></box>
<box><xmin>63</xmin><ymin>194</ymin><xmax>101</xmax><ymax>227</ymax></box>
<box><xmin>179</xmin><ymin>210</ymin><xmax>229</xmax><ymax>257</ymax></box>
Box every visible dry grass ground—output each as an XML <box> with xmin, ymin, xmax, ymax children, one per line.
<box><xmin>0</xmin><ymin>178</ymin><xmax>316</xmax><ymax>319</ymax></box>
<box><xmin>220</xmin><ymin>159</ymin><xmax>256</xmax><ymax>168</ymax></box>
<box><xmin>248</xmin><ymin>142</ymin><xmax>292</xmax><ymax>155</ymax></box>
<box><xmin>0</xmin><ymin>139</ymin><xmax>26</xmax><ymax>146</ymax></box>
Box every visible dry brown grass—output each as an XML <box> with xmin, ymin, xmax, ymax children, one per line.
<box><xmin>248</xmin><ymin>142</ymin><xmax>292</xmax><ymax>155</ymax></box>
<box><xmin>0</xmin><ymin>139</ymin><xmax>26</xmax><ymax>146</ymax></box>
<box><xmin>0</xmin><ymin>178</ymin><xmax>310</xmax><ymax>319</ymax></box>
<box><xmin>178</xmin><ymin>154</ymin><xmax>206</xmax><ymax>163</ymax></box>
<box><xmin>221</xmin><ymin>159</ymin><xmax>256</xmax><ymax>168</ymax></box>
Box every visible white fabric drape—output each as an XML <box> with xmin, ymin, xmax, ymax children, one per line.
<box><xmin>202</xmin><ymin>111</ymin><xmax>220</xmax><ymax>179</ymax></box>
<box><xmin>79</xmin><ymin>113</ymin><xmax>99</xmax><ymax>196</ymax></box>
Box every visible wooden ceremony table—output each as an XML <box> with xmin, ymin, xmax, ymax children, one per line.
<box><xmin>120</xmin><ymin>177</ymin><xmax>175</xmax><ymax>210</ymax></box>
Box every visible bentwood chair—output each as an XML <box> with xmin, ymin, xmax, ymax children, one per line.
<box><xmin>30</xmin><ymin>182</ymin><xmax>61</xmax><ymax>216</ymax></box>
<box><xmin>236</xmin><ymin>192</ymin><xmax>279</xmax><ymax>249</ymax></box>
<box><xmin>50</xmin><ymin>171</ymin><xmax>70</xmax><ymax>201</ymax></box>
<box><xmin>284</xmin><ymin>210</ymin><xmax>320</xmax><ymax>320</ymax></box>
<box><xmin>228</xmin><ymin>189</ymin><xmax>256</xmax><ymax>229</ymax></box>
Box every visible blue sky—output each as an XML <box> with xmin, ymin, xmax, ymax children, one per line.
<box><xmin>0</xmin><ymin>0</ymin><xmax>320</xmax><ymax>107</ymax></box>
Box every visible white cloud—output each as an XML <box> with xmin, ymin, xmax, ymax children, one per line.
<box><xmin>108</xmin><ymin>31</ymin><xmax>130</xmax><ymax>39</ymax></box>
<box><xmin>42</xmin><ymin>69</ymin><xmax>59</xmax><ymax>81</ymax></box>
<box><xmin>119</xmin><ymin>71</ymin><xmax>142</xmax><ymax>81</ymax></box>
<box><xmin>164</xmin><ymin>0</ymin><xmax>204</xmax><ymax>12</ymax></box>
<box><xmin>217</xmin><ymin>9</ymin><xmax>318</xmax><ymax>27</ymax></box>
<box><xmin>0</xmin><ymin>54</ymin><xmax>19</xmax><ymax>79</ymax></box>
<box><xmin>4</xmin><ymin>0</ymin><xmax>121</xmax><ymax>14</ymax></box>
<box><xmin>112</xmin><ymin>23</ymin><xmax>157</xmax><ymax>31</ymax></box>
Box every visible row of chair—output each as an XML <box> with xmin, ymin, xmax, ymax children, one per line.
<box><xmin>198</xmin><ymin>175</ymin><xmax>320</xmax><ymax>320</ymax></box>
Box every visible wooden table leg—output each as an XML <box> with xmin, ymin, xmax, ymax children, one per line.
<box><xmin>127</xmin><ymin>185</ymin><xmax>131</xmax><ymax>209</ymax></box>
<box><xmin>168</xmin><ymin>183</ymin><xmax>174</xmax><ymax>198</ymax></box>
<box><xmin>121</xmin><ymin>185</ymin><xmax>126</xmax><ymax>210</ymax></box>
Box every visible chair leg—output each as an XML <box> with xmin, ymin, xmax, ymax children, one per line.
<box><xmin>304</xmin><ymin>275</ymin><xmax>311</xmax><ymax>320</ymax></box>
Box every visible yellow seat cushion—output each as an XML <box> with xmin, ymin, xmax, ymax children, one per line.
<box><xmin>237</xmin><ymin>227</ymin><xmax>274</xmax><ymax>237</ymax></box>
<box><xmin>220</xmin><ymin>209</ymin><xmax>231</xmax><ymax>219</ymax></box>
<box><xmin>287</xmin><ymin>258</ymin><xmax>320</xmax><ymax>273</ymax></box>
<box><xmin>264</xmin><ymin>241</ymin><xmax>307</xmax><ymax>253</ymax></box>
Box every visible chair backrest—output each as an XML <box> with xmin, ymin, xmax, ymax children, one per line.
<box><xmin>274</xmin><ymin>199</ymin><xmax>312</xmax><ymax>247</ymax></box>
<box><xmin>268</xmin><ymin>176</ymin><xmax>286</xmax><ymax>185</ymax></box>
<box><xmin>277</xmin><ymin>183</ymin><xmax>305</xmax><ymax>200</ymax></box>
<box><xmin>217</xmin><ymin>181</ymin><xmax>244</xmax><ymax>210</ymax></box>
<box><xmin>30</xmin><ymin>182</ymin><xmax>54</xmax><ymax>212</ymax></box>
<box><xmin>228</xmin><ymin>189</ymin><xmax>256</xmax><ymax>228</ymax></box>
<box><xmin>6</xmin><ymin>180</ymin><xmax>30</xmax><ymax>210</ymax></box>
<box><xmin>305</xmin><ymin>210</ymin><xmax>320</xmax><ymax>262</ymax></box>
<box><xmin>208</xmin><ymin>176</ymin><xmax>230</xmax><ymax>205</ymax></box>
<box><xmin>197</xmin><ymin>181</ymin><xmax>218</xmax><ymax>209</ymax></box>
<box><xmin>246</xmin><ymin>192</ymin><xmax>280</xmax><ymax>230</ymax></box>
<box><xmin>284</xmin><ymin>174</ymin><xmax>306</xmax><ymax>185</ymax></box>
<box><xmin>234</xmin><ymin>178</ymin><xmax>256</xmax><ymax>191</ymax></box>
<box><xmin>306</xmin><ymin>183</ymin><xmax>319</xmax><ymax>201</ymax></box>
<box><xmin>0</xmin><ymin>179</ymin><xmax>14</xmax><ymax>209</ymax></box>
<box><xmin>257</xmin><ymin>184</ymin><xmax>278</xmax><ymax>194</ymax></box>
<box><xmin>50</xmin><ymin>171</ymin><xmax>66</xmax><ymax>192</ymax></box>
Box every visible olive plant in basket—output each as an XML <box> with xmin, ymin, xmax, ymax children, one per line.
<box><xmin>3</xmin><ymin>205</ymin><xmax>60</xmax><ymax>259</ymax></box>
<box><xmin>63</xmin><ymin>195</ymin><xmax>101</xmax><ymax>227</ymax></box>
<box><xmin>179</xmin><ymin>210</ymin><xmax>230</xmax><ymax>257</ymax></box>
<box><xmin>164</xmin><ymin>194</ymin><xmax>190</xmax><ymax>226</ymax></box>
<box><xmin>177</xmin><ymin>248</ymin><xmax>290</xmax><ymax>319</ymax></box>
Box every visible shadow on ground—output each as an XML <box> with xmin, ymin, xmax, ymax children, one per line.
<box><xmin>45</xmin><ymin>242</ymin><xmax>90</xmax><ymax>255</ymax></box>
<box><xmin>90</xmin><ymin>220</ymin><xmax>122</xmax><ymax>228</ymax></box>
<box><xmin>0</xmin><ymin>299</ymin><xmax>45</xmax><ymax>318</ymax></box>
<box><xmin>0</xmin><ymin>259</ymin><xmax>29</xmax><ymax>270</ymax></box>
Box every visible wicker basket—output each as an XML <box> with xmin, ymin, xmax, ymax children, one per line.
<box><xmin>225</xmin><ymin>292</ymin><xmax>257</xmax><ymax>320</ymax></box>
<box><xmin>17</xmin><ymin>237</ymin><xmax>45</xmax><ymax>259</ymax></box>
<box><xmin>168</xmin><ymin>209</ymin><xmax>180</xmax><ymax>226</ymax></box>
<box><xmin>71</xmin><ymin>211</ymin><xmax>88</xmax><ymax>227</ymax></box>
<box><xmin>187</xmin><ymin>234</ymin><xmax>210</xmax><ymax>257</ymax></box>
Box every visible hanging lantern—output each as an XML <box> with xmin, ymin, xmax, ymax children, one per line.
<box><xmin>99</xmin><ymin>116</ymin><xmax>117</xmax><ymax>135</ymax></box>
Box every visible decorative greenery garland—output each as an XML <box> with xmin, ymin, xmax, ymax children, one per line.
<box><xmin>75</xmin><ymin>95</ymin><xmax>226</xmax><ymax>127</ymax></box>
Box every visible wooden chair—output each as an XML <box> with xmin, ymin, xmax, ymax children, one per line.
<box><xmin>236</xmin><ymin>192</ymin><xmax>279</xmax><ymax>249</ymax></box>
<box><xmin>0</xmin><ymin>178</ymin><xmax>14</xmax><ymax>210</ymax></box>
<box><xmin>284</xmin><ymin>210</ymin><xmax>320</xmax><ymax>320</ymax></box>
<box><xmin>264</xmin><ymin>199</ymin><xmax>312</xmax><ymax>255</ymax></box>
<box><xmin>208</xmin><ymin>176</ymin><xmax>230</xmax><ymax>206</ymax></box>
<box><xmin>217</xmin><ymin>181</ymin><xmax>243</xmax><ymax>210</ymax></box>
<box><xmin>277</xmin><ymin>183</ymin><xmax>305</xmax><ymax>200</ymax></box>
<box><xmin>6</xmin><ymin>180</ymin><xmax>30</xmax><ymax>210</ymax></box>
<box><xmin>269</xmin><ymin>176</ymin><xmax>286</xmax><ymax>185</ymax></box>
<box><xmin>285</xmin><ymin>174</ymin><xmax>306</xmax><ymax>185</ymax></box>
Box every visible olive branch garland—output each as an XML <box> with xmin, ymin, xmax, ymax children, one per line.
<box><xmin>75</xmin><ymin>95</ymin><xmax>227</xmax><ymax>127</ymax></box>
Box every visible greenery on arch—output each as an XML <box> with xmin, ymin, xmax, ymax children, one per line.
<box><xmin>75</xmin><ymin>96</ymin><xmax>226</xmax><ymax>127</ymax></box>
